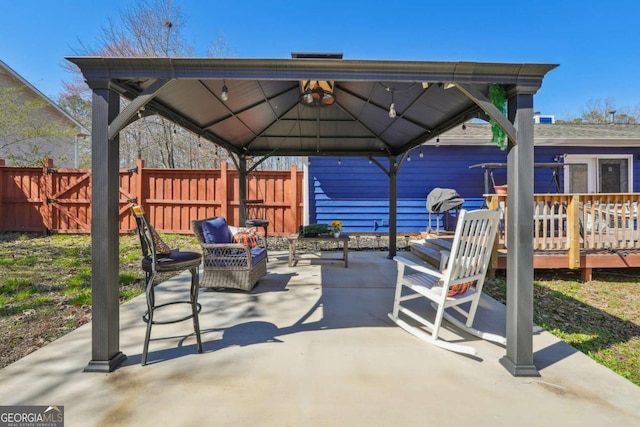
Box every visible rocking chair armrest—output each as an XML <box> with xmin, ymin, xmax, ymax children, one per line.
<box><xmin>393</xmin><ymin>256</ymin><xmax>443</xmax><ymax>279</ymax></box>
<box><xmin>439</xmin><ymin>250</ymin><xmax>451</xmax><ymax>272</ymax></box>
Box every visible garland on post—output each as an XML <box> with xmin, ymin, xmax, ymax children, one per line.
<box><xmin>489</xmin><ymin>84</ymin><xmax>507</xmax><ymax>150</ymax></box>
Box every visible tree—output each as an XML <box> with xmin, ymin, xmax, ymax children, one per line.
<box><xmin>556</xmin><ymin>98</ymin><xmax>639</xmax><ymax>124</ymax></box>
<box><xmin>59</xmin><ymin>0</ymin><xmax>302</xmax><ymax>170</ymax></box>
<box><xmin>61</xmin><ymin>0</ymin><xmax>215</xmax><ymax>169</ymax></box>
<box><xmin>0</xmin><ymin>86</ymin><xmax>76</xmax><ymax>166</ymax></box>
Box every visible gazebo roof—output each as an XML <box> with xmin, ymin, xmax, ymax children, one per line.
<box><xmin>67</xmin><ymin>55</ymin><xmax>557</xmax><ymax>158</ymax></box>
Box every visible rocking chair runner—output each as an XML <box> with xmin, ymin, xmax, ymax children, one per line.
<box><xmin>388</xmin><ymin>209</ymin><xmax>504</xmax><ymax>356</ymax></box>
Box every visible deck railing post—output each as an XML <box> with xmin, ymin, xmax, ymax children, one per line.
<box><xmin>568</xmin><ymin>195</ymin><xmax>581</xmax><ymax>269</ymax></box>
<box><xmin>487</xmin><ymin>194</ymin><xmax>501</xmax><ymax>275</ymax></box>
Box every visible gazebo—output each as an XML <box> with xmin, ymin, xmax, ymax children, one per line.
<box><xmin>68</xmin><ymin>54</ymin><xmax>557</xmax><ymax>376</ymax></box>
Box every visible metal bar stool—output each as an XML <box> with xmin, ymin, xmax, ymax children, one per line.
<box><xmin>131</xmin><ymin>205</ymin><xmax>203</xmax><ymax>365</ymax></box>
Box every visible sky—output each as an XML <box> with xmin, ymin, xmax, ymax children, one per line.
<box><xmin>2</xmin><ymin>0</ymin><xmax>640</xmax><ymax>120</ymax></box>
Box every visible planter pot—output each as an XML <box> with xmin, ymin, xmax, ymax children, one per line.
<box><xmin>494</xmin><ymin>185</ymin><xmax>508</xmax><ymax>195</ymax></box>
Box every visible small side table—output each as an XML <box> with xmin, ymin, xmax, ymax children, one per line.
<box><xmin>287</xmin><ymin>233</ymin><xmax>350</xmax><ymax>268</ymax></box>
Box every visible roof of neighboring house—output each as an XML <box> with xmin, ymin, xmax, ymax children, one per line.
<box><xmin>440</xmin><ymin>122</ymin><xmax>640</xmax><ymax>147</ymax></box>
<box><xmin>0</xmin><ymin>59</ymin><xmax>89</xmax><ymax>136</ymax></box>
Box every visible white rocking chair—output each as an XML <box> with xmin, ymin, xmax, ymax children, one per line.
<box><xmin>388</xmin><ymin>209</ymin><xmax>504</xmax><ymax>356</ymax></box>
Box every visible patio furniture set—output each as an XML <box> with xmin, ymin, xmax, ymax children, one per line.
<box><xmin>131</xmin><ymin>205</ymin><xmax>503</xmax><ymax>364</ymax></box>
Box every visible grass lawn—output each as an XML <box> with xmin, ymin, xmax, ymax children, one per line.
<box><xmin>483</xmin><ymin>269</ymin><xmax>640</xmax><ymax>385</ymax></box>
<box><xmin>0</xmin><ymin>232</ymin><xmax>638</xmax><ymax>386</ymax></box>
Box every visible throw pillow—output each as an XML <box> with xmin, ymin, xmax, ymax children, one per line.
<box><xmin>448</xmin><ymin>280</ymin><xmax>474</xmax><ymax>297</ymax></box>
<box><xmin>441</xmin><ymin>268</ymin><xmax>475</xmax><ymax>297</ymax></box>
<box><xmin>201</xmin><ymin>217</ymin><xmax>233</xmax><ymax>244</ymax></box>
<box><xmin>233</xmin><ymin>228</ymin><xmax>258</xmax><ymax>247</ymax></box>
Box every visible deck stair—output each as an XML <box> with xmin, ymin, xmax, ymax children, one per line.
<box><xmin>410</xmin><ymin>236</ymin><xmax>453</xmax><ymax>267</ymax></box>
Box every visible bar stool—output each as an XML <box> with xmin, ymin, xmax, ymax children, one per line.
<box><xmin>131</xmin><ymin>205</ymin><xmax>203</xmax><ymax>365</ymax></box>
<box><xmin>244</xmin><ymin>199</ymin><xmax>269</xmax><ymax>259</ymax></box>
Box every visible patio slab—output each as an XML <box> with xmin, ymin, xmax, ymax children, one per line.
<box><xmin>0</xmin><ymin>251</ymin><xmax>638</xmax><ymax>426</ymax></box>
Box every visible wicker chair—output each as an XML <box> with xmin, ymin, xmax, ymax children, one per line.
<box><xmin>191</xmin><ymin>217</ymin><xmax>267</xmax><ymax>291</ymax></box>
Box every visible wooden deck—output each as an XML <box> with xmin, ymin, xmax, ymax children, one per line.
<box><xmin>411</xmin><ymin>235</ymin><xmax>640</xmax><ymax>282</ymax></box>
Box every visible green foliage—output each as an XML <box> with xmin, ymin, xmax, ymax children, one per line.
<box><xmin>0</xmin><ymin>86</ymin><xmax>77</xmax><ymax>166</ymax></box>
<box><xmin>70</xmin><ymin>289</ymin><xmax>92</xmax><ymax>306</ymax></box>
<box><xmin>301</xmin><ymin>224</ymin><xmax>329</xmax><ymax>236</ymax></box>
<box><xmin>1</xmin><ymin>278</ymin><xmax>32</xmax><ymax>294</ymax></box>
<box><xmin>489</xmin><ymin>84</ymin><xmax>507</xmax><ymax>150</ymax></box>
<box><xmin>119</xmin><ymin>272</ymin><xmax>141</xmax><ymax>286</ymax></box>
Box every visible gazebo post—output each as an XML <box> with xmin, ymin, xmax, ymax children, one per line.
<box><xmin>84</xmin><ymin>85</ymin><xmax>127</xmax><ymax>373</ymax></box>
<box><xmin>238</xmin><ymin>156</ymin><xmax>248</xmax><ymax>226</ymax></box>
<box><xmin>499</xmin><ymin>91</ymin><xmax>539</xmax><ymax>377</ymax></box>
<box><xmin>388</xmin><ymin>156</ymin><xmax>398</xmax><ymax>259</ymax></box>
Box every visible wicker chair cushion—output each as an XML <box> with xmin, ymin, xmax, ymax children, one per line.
<box><xmin>202</xmin><ymin>217</ymin><xmax>233</xmax><ymax>244</ymax></box>
<box><xmin>251</xmin><ymin>247</ymin><xmax>267</xmax><ymax>264</ymax></box>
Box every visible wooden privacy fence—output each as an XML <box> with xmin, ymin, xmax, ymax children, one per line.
<box><xmin>0</xmin><ymin>159</ymin><xmax>304</xmax><ymax>235</ymax></box>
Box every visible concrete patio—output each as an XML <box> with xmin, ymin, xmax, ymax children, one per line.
<box><xmin>0</xmin><ymin>250</ymin><xmax>638</xmax><ymax>426</ymax></box>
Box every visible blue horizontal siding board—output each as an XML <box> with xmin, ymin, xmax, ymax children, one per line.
<box><xmin>308</xmin><ymin>145</ymin><xmax>638</xmax><ymax>233</ymax></box>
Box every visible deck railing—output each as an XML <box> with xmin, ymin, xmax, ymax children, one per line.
<box><xmin>486</xmin><ymin>193</ymin><xmax>640</xmax><ymax>269</ymax></box>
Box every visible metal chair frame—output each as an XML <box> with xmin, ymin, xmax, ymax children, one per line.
<box><xmin>131</xmin><ymin>205</ymin><xmax>203</xmax><ymax>365</ymax></box>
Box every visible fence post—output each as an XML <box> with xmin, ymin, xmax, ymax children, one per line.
<box><xmin>134</xmin><ymin>158</ymin><xmax>144</xmax><ymax>208</ymax></box>
<box><xmin>290</xmin><ymin>164</ymin><xmax>298</xmax><ymax>233</ymax></box>
<box><xmin>0</xmin><ymin>159</ymin><xmax>4</xmax><ymax>231</ymax></box>
<box><xmin>220</xmin><ymin>161</ymin><xmax>229</xmax><ymax>219</ymax></box>
<box><xmin>42</xmin><ymin>158</ymin><xmax>55</xmax><ymax>234</ymax></box>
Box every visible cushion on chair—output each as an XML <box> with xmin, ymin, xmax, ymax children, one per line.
<box><xmin>441</xmin><ymin>267</ymin><xmax>474</xmax><ymax>297</ymax></box>
<box><xmin>201</xmin><ymin>217</ymin><xmax>233</xmax><ymax>244</ymax></box>
<box><xmin>447</xmin><ymin>281</ymin><xmax>474</xmax><ymax>297</ymax></box>
<box><xmin>233</xmin><ymin>228</ymin><xmax>258</xmax><ymax>247</ymax></box>
<box><xmin>142</xmin><ymin>249</ymin><xmax>202</xmax><ymax>272</ymax></box>
<box><xmin>251</xmin><ymin>247</ymin><xmax>267</xmax><ymax>265</ymax></box>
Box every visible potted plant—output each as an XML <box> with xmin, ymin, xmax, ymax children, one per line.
<box><xmin>330</xmin><ymin>220</ymin><xmax>343</xmax><ymax>237</ymax></box>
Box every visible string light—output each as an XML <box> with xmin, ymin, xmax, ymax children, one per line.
<box><xmin>388</xmin><ymin>88</ymin><xmax>396</xmax><ymax>118</ymax></box>
<box><xmin>221</xmin><ymin>81</ymin><xmax>229</xmax><ymax>101</ymax></box>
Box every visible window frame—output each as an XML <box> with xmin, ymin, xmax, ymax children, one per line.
<box><xmin>563</xmin><ymin>154</ymin><xmax>633</xmax><ymax>193</ymax></box>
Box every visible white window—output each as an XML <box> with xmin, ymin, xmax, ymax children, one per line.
<box><xmin>563</xmin><ymin>154</ymin><xmax>633</xmax><ymax>193</ymax></box>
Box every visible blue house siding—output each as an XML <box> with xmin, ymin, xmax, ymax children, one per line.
<box><xmin>308</xmin><ymin>145</ymin><xmax>639</xmax><ymax>233</ymax></box>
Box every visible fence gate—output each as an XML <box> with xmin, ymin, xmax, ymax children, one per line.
<box><xmin>42</xmin><ymin>162</ymin><xmax>137</xmax><ymax>234</ymax></box>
